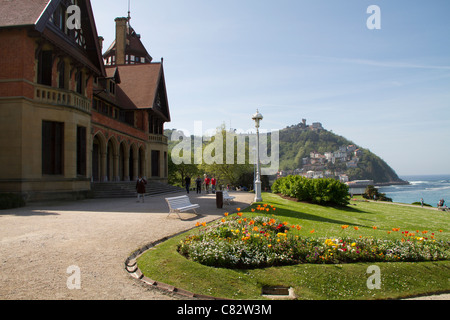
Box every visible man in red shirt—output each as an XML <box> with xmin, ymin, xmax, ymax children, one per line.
<box><xmin>211</xmin><ymin>176</ymin><xmax>217</xmax><ymax>194</ymax></box>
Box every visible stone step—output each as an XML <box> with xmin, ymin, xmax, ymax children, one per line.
<box><xmin>91</xmin><ymin>181</ymin><xmax>183</xmax><ymax>199</ymax></box>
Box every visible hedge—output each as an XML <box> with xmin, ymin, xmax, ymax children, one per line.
<box><xmin>272</xmin><ymin>176</ymin><xmax>349</xmax><ymax>206</ymax></box>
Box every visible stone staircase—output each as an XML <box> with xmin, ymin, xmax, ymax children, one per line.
<box><xmin>91</xmin><ymin>181</ymin><xmax>183</xmax><ymax>199</ymax></box>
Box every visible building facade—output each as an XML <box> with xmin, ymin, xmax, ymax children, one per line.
<box><xmin>0</xmin><ymin>0</ymin><xmax>170</xmax><ymax>201</ymax></box>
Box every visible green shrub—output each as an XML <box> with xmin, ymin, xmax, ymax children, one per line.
<box><xmin>272</xmin><ymin>175</ymin><xmax>349</xmax><ymax>206</ymax></box>
<box><xmin>0</xmin><ymin>193</ymin><xmax>26</xmax><ymax>210</ymax></box>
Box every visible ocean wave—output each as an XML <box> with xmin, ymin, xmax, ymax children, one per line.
<box><xmin>425</xmin><ymin>186</ymin><xmax>450</xmax><ymax>191</ymax></box>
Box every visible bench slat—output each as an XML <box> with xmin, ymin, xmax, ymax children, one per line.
<box><xmin>166</xmin><ymin>195</ymin><xmax>200</xmax><ymax>218</ymax></box>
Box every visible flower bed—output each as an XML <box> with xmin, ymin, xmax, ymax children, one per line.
<box><xmin>177</xmin><ymin>207</ymin><xmax>450</xmax><ymax>269</ymax></box>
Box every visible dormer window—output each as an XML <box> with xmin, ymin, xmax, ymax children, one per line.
<box><xmin>109</xmin><ymin>80</ymin><xmax>116</xmax><ymax>95</ymax></box>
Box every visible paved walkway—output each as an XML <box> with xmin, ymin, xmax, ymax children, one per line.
<box><xmin>0</xmin><ymin>191</ymin><xmax>254</xmax><ymax>300</ymax></box>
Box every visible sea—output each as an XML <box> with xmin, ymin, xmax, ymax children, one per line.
<box><xmin>378</xmin><ymin>174</ymin><xmax>450</xmax><ymax>208</ymax></box>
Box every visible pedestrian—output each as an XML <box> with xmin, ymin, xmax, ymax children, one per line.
<box><xmin>185</xmin><ymin>175</ymin><xmax>191</xmax><ymax>194</ymax></box>
<box><xmin>420</xmin><ymin>198</ymin><xmax>424</xmax><ymax>208</ymax></box>
<box><xmin>204</xmin><ymin>175</ymin><xmax>210</xmax><ymax>194</ymax></box>
<box><xmin>211</xmin><ymin>176</ymin><xmax>217</xmax><ymax>194</ymax></box>
<box><xmin>136</xmin><ymin>175</ymin><xmax>147</xmax><ymax>203</ymax></box>
<box><xmin>196</xmin><ymin>176</ymin><xmax>202</xmax><ymax>194</ymax></box>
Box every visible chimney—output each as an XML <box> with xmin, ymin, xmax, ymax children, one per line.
<box><xmin>98</xmin><ymin>36</ymin><xmax>104</xmax><ymax>52</ymax></box>
<box><xmin>115</xmin><ymin>17</ymin><xmax>128</xmax><ymax>65</ymax></box>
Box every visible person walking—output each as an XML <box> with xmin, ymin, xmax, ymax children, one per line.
<box><xmin>195</xmin><ymin>176</ymin><xmax>202</xmax><ymax>194</ymax></box>
<box><xmin>211</xmin><ymin>176</ymin><xmax>217</xmax><ymax>194</ymax></box>
<box><xmin>185</xmin><ymin>175</ymin><xmax>191</xmax><ymax>194</ymax></box>
<box><xmin>136</xmin><ymin>176</ymin><xmax>147</xmax><ymax>203</ymax></box>
<box><xmin>204</xmin><ymin>175</ymin><xmax>210</xmax><ymax>194</ymax></box>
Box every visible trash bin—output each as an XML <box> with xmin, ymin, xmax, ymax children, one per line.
<box><xmin>216</xmin><ymin>191</ymin><xmax>223</xmax><ymax>209</ymax></box>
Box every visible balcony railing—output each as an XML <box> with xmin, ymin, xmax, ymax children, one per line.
<box><xmin>149</xmin><ymin>133</ymin><xmax>168</xmax><ymax>145</ymax></box>
<box><xmin>34</xmin><ymin>84</ymin><xmax>91</xmax><ymax>114</ymax></box>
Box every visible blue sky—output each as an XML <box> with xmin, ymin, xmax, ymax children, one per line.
<box><xmin>91</xmin><ymin>0</ymin><xmax>450</xmax><ymax>176</ymax></box>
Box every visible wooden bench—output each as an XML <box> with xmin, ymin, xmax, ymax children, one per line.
<box><xmin>165</xmin><ymin>195</ymin><xmax>200</xmax><ymax>219</ymax></box>
<box><xmin>223</xmin><ymin>190</ymin><xmax>236</xmax><ymax>205</ymax></box>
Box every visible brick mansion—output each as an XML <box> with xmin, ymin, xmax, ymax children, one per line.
<box><xmin>0</xmin><ymin>0</ymin><xmax>171</xmax><ymax>201</ymax></box>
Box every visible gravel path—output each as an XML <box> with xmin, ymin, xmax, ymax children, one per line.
<box><xmin>0</xmin><ymin>191</ymin><xmax>254</xmax><ymax>300</ymax></box>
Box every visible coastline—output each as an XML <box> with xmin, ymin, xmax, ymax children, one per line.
<box><xmin>375</xmin><ymin>180</ymin><xmax>410</xmax><ymax>187</ymax></box>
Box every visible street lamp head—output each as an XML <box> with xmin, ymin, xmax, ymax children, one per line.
<box><xmin>252</xmin><ymin>109</ymin><xmax>263</xmax><ymax>128</ymax></box>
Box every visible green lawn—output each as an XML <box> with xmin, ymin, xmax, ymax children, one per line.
<box><xmin>137</xmin><ymin>193</ymin><xmax>450</xmax><ymax>300</ymax></box>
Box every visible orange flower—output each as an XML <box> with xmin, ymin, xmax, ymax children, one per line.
<box><xmin>439</xmin><ymin>230</ymin><xmax>443</xmax><ymax>233</ymax></box>
<box><xmin>251</xmin><ymin>209</ymin><xmax>255</xmax><ymax>212</ymax></box>
<box><xmin>273</xmin><ymin>208</ymin><xmax>276</xmax><ymax>211</ymax></box>
<box><xmin>237</xmin><ymin>208</ymin><xmax>241</xmax><ymax>212</ymax></box>
<box><xmin>266</xmin><ymin>208</ymin><xmax>270</xmax><ymax>212</ymax></box>
<box><xmin>354</xmin><ymin>226</ymin><xmax>359</xmax><ymax>231</ymax></box>
<box><xmin>224</xmin><ymin>212</ymin><xmax>229</xmax><ymax>217</ymax></box>
<box><xmin>372</xmin><ymin>226</ymin><xmax>378</xmax><ymax>230</ymax></box>
<box><xmin>249</xmin><ymin>220</ymin><xmax>255</xmax><ymax>225</ymax></box>
<box><xmin>392</xmin><ymin>228</ymin><xmax>400</xmax><ymax>232</ymax></box>
<box><xmin>201</xmin><ymin>222</ymin><xmax>206</xmax><ymax>227</ymax></box>
<box><xmin>253</xmin><ymin>226</ymin><xmax>259</xmax><ymax>232</ymax></box>
<box><xmin>221</xmin><ymin>218</ymin><xmax>225</xmax><ymax>223</ymax></box>
<box><xmin>296</xmin><ymin>225</ymin><xmax>302</xmax><ymax>231</ymax></box>
<box><xmin>422</xmin><ymin>230</ymin><xmax>428</xmax><ymax>234</ymax></box>
<box><xmin>341</xmin><ymin>225</ymin><xmax>349</xmax><ymax>229</ymax></box>
<box><xmin>195</xmin><ymin>222</ymin><xmax>200</xmax><ymax>227</ymax></box>
<box><xmin>310</xmin><ymin>229</ymin><xmax>315</xmax><ymax>234</ymax></box>
<box><xmin>237</xmin><ymin>212</ymin><xmax>243</xmax><ymax>217</ymax></box>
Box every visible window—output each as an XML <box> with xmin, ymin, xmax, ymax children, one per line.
<box><xmin>76</xmin><ymin>71</ymin><xmax>83</xmax><ymax>94</ymax></box>
<box><xmin>38</xmin><ymin>50</ymin><xmax>53</xmax><ymax>86</ymax></box>
<box><xmin>109</xmin><ymin>80</ymin><xmax>116</xmax><ymax>95</ymax></box>
<box><xmin>77</xmin><ymin>126</ymin><xmax>87</xmax><ymax>176</ymax></box>
<box><xmin>42</xmin><ymin>121</ymin><xmax>64</xmax><ymax>175</ymax></box>
<box><xmin>58</xmin><ymin>60</ymin><xmax>66</xmax><ymax>89</ymax></box>
<box><xmin>151</xmin><ymin>150</ymin><xmax>160</xmax><ymax>177</ymax></box>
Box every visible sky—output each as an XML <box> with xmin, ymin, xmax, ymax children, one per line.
<box><xmin>90</xmin><ymin>0</ymin><xmax>450</xmax><ymax>176</ymax></box>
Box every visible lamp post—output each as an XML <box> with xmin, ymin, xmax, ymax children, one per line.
<box><xmin>252</xmin><ymin>109</ymin><xmax>263</xmax><ymax>202</ymax></box>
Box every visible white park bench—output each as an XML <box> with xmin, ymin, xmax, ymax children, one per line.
<box><xmin>165</xmin><ymin>195</ymin><xmax>200</xmax><ymax>219</ymax></box>
<box><xmin>223</xmin><ymin>190</ymin><xmax>236</xmax><ymax>205</ymax></box>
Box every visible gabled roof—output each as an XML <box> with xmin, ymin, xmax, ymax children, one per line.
<box><xmin>0</xmin><ymin>0</ymin><xmax>51</xmax><ymax>28</ymax></box>
<box><xmin>106</xmin><ymin>63</ymin><xmax>170</xmax><ymax>122</ymax></box>
<box><xmin>0</xmin><ymin>0</ymin><xmax>105</xmax><ymax>76</ymax></box>
<box><xmin>103</xmin><ymin>25</ymin><xmax>153</xmax><ymax>63</ymax></box>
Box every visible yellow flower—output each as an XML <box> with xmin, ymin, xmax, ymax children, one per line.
<box><xmin>351</xmin><ymin>242</ymin><xmax>356</xmax><ymax>247</ymax></box>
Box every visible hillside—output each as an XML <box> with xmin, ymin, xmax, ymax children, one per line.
<box><xmin>278</xmin><ymin>121</ymin><xmax>405</xmax><ymax>184</ymax></box>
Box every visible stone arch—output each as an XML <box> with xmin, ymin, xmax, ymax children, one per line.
<box><xmin>106</xmin><ymin>136</ymin><xmax>119</xmax><ymax>181</ymax></box>
<box><xmin>92</xmin><ymin>131</ymin><xmax>107</xmax><ymax>182</ymax></box>
<box><xmin>118</xmin><ymin>140</ymin><xmax>130</xmax><ymax>181</ymax></box>
<box><xmin>129</xmin><ymin>143</ymin><xmax>139</xmax><ymax>181</ymax></box>
<box><xmin>138</xmin><ymin>144</ymin><xmax>146</xmax><ymax>178</ymax></box>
